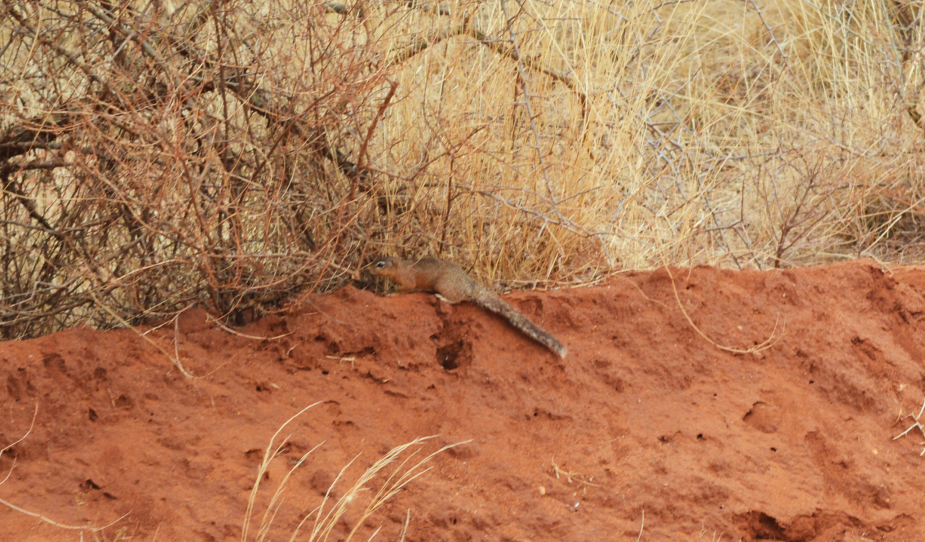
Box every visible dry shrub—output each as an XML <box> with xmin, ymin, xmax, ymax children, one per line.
<box><xmin>2</xmin><ymin>0</ymin><xmax>925</xmax><ymax>338</ymax></box>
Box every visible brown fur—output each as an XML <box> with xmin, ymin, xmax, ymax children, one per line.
<box><xmin>370</xmin><ymin>256</ymin><xmax>567</xmax><ymax>358</ymax></box>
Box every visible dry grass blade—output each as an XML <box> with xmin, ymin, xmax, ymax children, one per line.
<box><xmin>241</xmin><ymin>402</ymin><xmax>467</xmax><ymax>542</ymax></box>
<box><xmin>664</xmin><ymin>265</ymin><xmax>782</xmax><ymax>354</ymax></box>
<box><xmin>242</xmin><ymin>402</ymin><xmax>322</xmax><ymax>542</ymax></box>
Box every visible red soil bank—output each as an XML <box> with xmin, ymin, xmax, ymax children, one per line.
<box><xmin>1</xmin><ymin>259</ymin><xmax>924</xmax><ymax>541</ymax></box>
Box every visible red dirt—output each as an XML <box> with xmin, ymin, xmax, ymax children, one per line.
<box><xmin>3</xmin><ymin>259</ymin><xmax>925</xmax><ymax>541</ymax></box>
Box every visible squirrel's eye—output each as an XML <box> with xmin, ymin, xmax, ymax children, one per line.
<box><xmin>376</xmin><ymin>261</ymin><xmax>386</xmax><ymax>268</ymax></box>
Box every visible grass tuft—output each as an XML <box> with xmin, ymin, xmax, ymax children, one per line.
<box><xmin>242</xmin><ymin>403</ymin><xmax>466</xmax><ymax>541</ymax></box>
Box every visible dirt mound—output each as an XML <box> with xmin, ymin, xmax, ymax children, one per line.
<box><xmin>2</xmin><ymin>259</ymin><xmax>925</xmax><ymax>541</ymax></box>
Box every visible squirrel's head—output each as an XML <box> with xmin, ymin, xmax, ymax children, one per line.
<box><xmin>368</xmin><ymin>256</ymin><xmax>399</xmax><ymax>277</ymax></box>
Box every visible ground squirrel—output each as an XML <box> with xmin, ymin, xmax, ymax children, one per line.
<box><xmin>370</xmin><ymin>256</ymin><xmax>567</xmax><ymax>358</ymax></box>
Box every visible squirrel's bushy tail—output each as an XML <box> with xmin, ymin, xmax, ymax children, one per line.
<box><xmin>471</xmin><ymin>290</ymin><xmax>567</xmax><ymax>358</ymax></box>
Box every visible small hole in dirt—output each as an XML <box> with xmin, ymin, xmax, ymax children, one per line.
<box><xmin>88</xmin><ymin>408</ymin><xmax>98</xmax><ymax>422</ymax></box>
<box><xmin>809</xmin><ymin>380</ymin><xmax>814</xmax><ymax>384</ymax></box>
<box><xmin>103</xmin><ymin>492</ymin><xmax>117</xmax><ymax>500</ymax></box>
<box><xmin>697</xmin><ymin>433</ymin><xmax>703</xmax><ymax>439</ymax></box>
<box><xmin>771</xmin><ymin>447</ymin><xmax>777</xmax><ymax>452</ymax></box>
<box><xmin>757</xmin><ymin>513</ymin><xmax>784</xmax><ymax>537</ymax></box>
<box><xmin>321</xmin><ymin>370</ymin><xmax>329</xmax><ymax>375</ymax></box>
<box><xmin>436</xmin><ymin>342</ymin><xmax>462</xmax><ymax>370</ymax></box>
<box><xmin>244</xmin><ymin>449</ymin><xmax>263</xmax><ymax>462</ymax></box>
<box><xmin>81</xmin><ymin>479</ymin><xmax>101</xmax><ymax>491</ymax></box>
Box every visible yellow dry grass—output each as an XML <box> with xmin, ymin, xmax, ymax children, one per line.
<box><xmin>2</xmin><ymin>0</ymin><xmax>924</xmax><ymax>336</ymax></box>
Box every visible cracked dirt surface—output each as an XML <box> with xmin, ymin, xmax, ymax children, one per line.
<box><xmin>2</xmin><ymin>259</ymin><xmax>925</xmax><ymax>541</ymax></box>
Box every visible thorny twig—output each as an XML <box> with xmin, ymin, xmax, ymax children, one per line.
<box><xmin>893</xmin><ymin>399</ymin><xmax>925</xmax><ymax>455</ymax></box>
<box><xmin>498</xmin><ymin>0</ymin><xmax>568</xmax><ymax>226</ymax></box>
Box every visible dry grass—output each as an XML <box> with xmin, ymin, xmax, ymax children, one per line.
<box><xmin>242</xmin><ymin>403</ymin><xmax>464</xmax><ymax>541</ymax></box>
<box><xmin>0</xmin><ymin>404</ymin><xmax>457</xmax><ymax>540</ymax></box>
<box><xmin>2</xmin><ymin>0</ymin><xmax>925</xmax><ymax>338</ymax></box>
